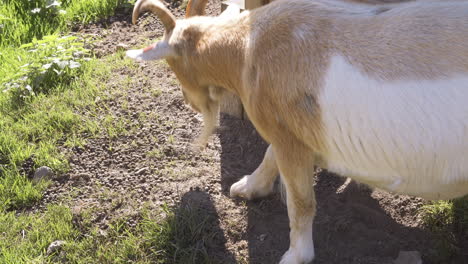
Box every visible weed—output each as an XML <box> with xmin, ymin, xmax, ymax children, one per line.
<box><xmin>0</xmin><ymin>0</ymin><xmax>130</xmax><ymax>47</ymax></box>
<box><xmin>3</xmin><ymin>35</ymin><xmax>92</xmax><ymax>105</ymax></box>
<box><xmin>147</xmin><ymin>148</ymin><xmax>163</xmax><ymax>159</ymax></box>
<box><xmin>421</xmin><ymin>197</ymin><xmax>468</xmax><ymax>261</ymax></box>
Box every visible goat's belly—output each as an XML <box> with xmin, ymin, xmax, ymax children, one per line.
<box><xmin>325</xmin><ymin>162</ymin><xmax>468</xmax><ymax>200</ymax></box>
<box><xmin>318</xmin><ymin>55</ymin><xmax>468</xmax><ymax>200</ymax></box>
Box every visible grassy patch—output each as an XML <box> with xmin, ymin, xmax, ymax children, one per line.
<box><xmin>0</xmin><ymin>0</ymin><xmax>131</xmax><ymax>47</ymax></box>
<box><xmin>421</xmin><ymin>197</ymin><xmax>468</xmax><ymax>261</ymax></box>
<box><xmin>1</xmin><ymin>53</ymin><xmax>94</xmax><ymax>211</ymax></box>
<box><xmin>0</xmin><ymin>205</ymin><xmax>77</xmax><ymax>263</ymax></box>
<box><xmin>0</xmin><ymin>0</ymin><xmax>131</xmax><ymax>211</ymax></box>
<box><xmin>68</xmin><ymin>203</ymin><xmax>217</xmax><ymax>264</ymax></box>
<box><xmin>0</xmin><ymin>45</ymin><xmax>137</xmax><ymax>211</ymax></box>
<box><xmin>0</xmin><ymin>202</ymin><xmax>219</xmax><ymax>263</ymax></box>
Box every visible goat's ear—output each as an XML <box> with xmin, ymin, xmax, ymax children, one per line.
<box><xmin>133</xmin><ymin>0</ymin><xmax>176</xmax><ymax>34</ymax></box>
<box><xmin>185</xmin><ymin>0</ymin><xmax>209</xmax><ymax>17</ymax></box>
<box><xmin>219</xmin><ymin>4</ymin><xmax>241</xmax><ymax>19</ymax></box>
<box><xmin>126</xmin><ymin>41</ymin><xmax>176</xmax><ymax>61</ymax></box>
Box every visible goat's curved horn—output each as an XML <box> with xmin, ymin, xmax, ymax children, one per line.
<box><xmin>185</xmin><ymin>0</ymin><xmax>209</xmax><ymax>17</ymax></box>
<box><xmin>133</xmin><ymin>0</ymin><xmax>176</xmax><ymax>33</ymax></box>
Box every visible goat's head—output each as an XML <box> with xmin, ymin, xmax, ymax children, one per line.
<box><xmin>126</xmin><ymin>0</ymin><xmax>240</xmax><ymax>148</ymax></box>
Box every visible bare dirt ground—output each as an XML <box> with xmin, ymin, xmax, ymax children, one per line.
<box><xmin>34</xmin><ymin>1</ymin><xmax>468</xmax><ymax>263</ymax></box>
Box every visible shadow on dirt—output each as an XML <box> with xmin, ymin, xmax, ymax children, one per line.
<box><xmin>217</xmin><ymin>114</ymin><xmax>438</xmax><ymax>264</ymax></box>
<box><xmin>173</xmin><ymin>189</ymin><xmax>238</xmax><ymax>263</ymax></box>
<box><xmin>218</xmin><ymin>114</ymin><xmax>288</xmax><ymax>263</ymax></box>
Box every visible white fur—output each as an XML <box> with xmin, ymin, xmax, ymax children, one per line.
<box><xmin>280</xmin><ymin>220</ymin><xmax>315</xmax><ymax>264</ymax></box>
<box><xmin>319</xmin><ymin>55</ymin><xmax>468</xmax><ymax>199</ymax></box>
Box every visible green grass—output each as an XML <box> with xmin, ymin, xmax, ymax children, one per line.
<box><xmin>0</xmin><ymin>0</ymin><xmax>131</xmax><ymax>47</ymax></box>
<box><xmin>0</xmin><ymin>202</ymin><xmax>218</xmax><ymax>264</ymax></box>
<box><xmin>0</xmin><ymin>0</ymin><xmax>220</xmax><ymax>263</ymax></box>
<box><xmin>421</xmin><ymin>197</ymin><xmax>468</xmax><ymax>262</ymax></box>
<box><xmin>1</xmin><ymin>0</ymin><xmax>468</xmax><ymax>263</ymax></box>
<box><xmin>70</xmin><ymin>203</ymin><xmax>217</xmax><ymax>264</ymax></box>
<box><xmin>0</xmin><ymin>205</ymin><xmax>77</xmax><ymax>263</ymax></box>
<box><xmin>1</xmin><ymin>52</ymin><xmax>111</xmax><ymax>211</ymax></box>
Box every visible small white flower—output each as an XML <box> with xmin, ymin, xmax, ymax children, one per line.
<box><xmin>73</xmin><ymin>51</ymin><xmax>84</xmax><ymax>58</ymax></box>
<box><xmin>56</xmin><ymin>60</ymin><xmax>68</xmax><ymax>69</ymax></box>
<box><xmin>58</xmin><ymin>9</ymin><xmax>66</xmax><ymax>15</ymax></box>
<box><xmin>69</xmin><ymin>61</ymin><xmax>81</xmax><ymax>69</ymax></box>
<box><xmin>31</xmin><ymin>8</ymin><xmax>41</xmax><ymax>14</ymax></box>
<box><xmin>46</xmin><ymin>0</ymin><xmax>61</xmax><ymax>9</ymax></box>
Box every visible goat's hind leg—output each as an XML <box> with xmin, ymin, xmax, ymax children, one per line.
<box><xmin>230</xmin><ymin>144</ymin><xmax>278</xmax><ymax>200</ymax></box>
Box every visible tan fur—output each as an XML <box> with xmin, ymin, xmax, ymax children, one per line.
<box><xmin>128</xmin><ymin>0</ymin><xmax>468</xmax><ymax>262</ymax></box>
<box><xmin>185</xmin><ymin>0</ymin><xmax>208</xmax><ymax>17</ymax></box>
<box><xmin>334</xmin><ymin>2</ymin><xmax>468</xmax><ymax>80</ymax></box>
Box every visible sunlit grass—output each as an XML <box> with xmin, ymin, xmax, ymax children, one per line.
<box><xmin>0</xmin><ymin>0</ymin><xmax>131</xmax><ymax>47</ymax></box>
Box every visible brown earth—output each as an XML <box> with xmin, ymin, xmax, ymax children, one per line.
<box><xmin>34</xmin><ymin>1</ymin><xmax>467</xmax><ymax>263</ymax></box>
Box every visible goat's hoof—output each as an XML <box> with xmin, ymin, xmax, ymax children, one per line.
<box><xmin>190</xmin><ymin>139</ymin><xmax>207</xmax><ymax>152</ymax></box>
<box><xmin>279</xmin><ymin>248</ymin><xmax>315</xmax><ymax>264</ymax></box>
<box><xmin>190</xmin><ymin>143</ymin><xmax>205</xmax><ymax>152</ymax></box>
<box><xmin>230</xmin><ymin>175</ymin><xmax>274</xmax><ymax>200</ymax></box>
<box><xmin>230</xmin><ymin>176</ymin><xmax>254</xmax><ymax>200</ymax></box>
<box><xmin>191</xmin><ymin>136</ymin><xmax>209</xmax><ymax>152</ymax></box>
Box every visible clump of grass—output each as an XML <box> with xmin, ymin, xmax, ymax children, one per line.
<box><xmin>0</xmin><ymin>52</ymin><xmax>131</xmax><ymax>211</ymax></box>
<box><xmin>2</xmin><ymin>35</ymin><xmax>92</xmax><ymax>107</ymax></box>
<box><xmin>421</xmin><ymin>197</ymin><xmax>468</xmax><ymax>262</ymax></box>
<box><xmin>0</xmin><ymin>0</ymin><xmax>130</xmax><ymax>47</ymax></box>
<box><xmin>95</xmin><ymin>203</ymin><xmax>218</xmax><ymax>264</ymax></box>
<box><xmin>2</xmin><ymin>202</ymin><xmax>219</xmax><ymax>264</ymax></box>
<box><xmin>0</xmin><ymin>205</ymin><xmax>77</xmax><ymax>263</ymax></box>
<box><xmin>141</xmin><ymin>203</ymin><xmax>216</xmax><ymax>264</ymax></box>
<box><xmin>64</xmin><ymin>0</ymin><xmax>134</xmax><ymax>25</ymax></box>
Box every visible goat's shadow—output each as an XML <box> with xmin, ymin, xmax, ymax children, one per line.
<box><xmin>172</xmin><ymin>189</ymin><xmax>237</xmax><ymax>263</ymax></box>
<box><xmin>218</xmin><ymin>113</ymin><xmax>441</xmax><ymax>264</ymax></box>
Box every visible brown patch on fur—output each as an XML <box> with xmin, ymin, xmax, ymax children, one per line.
<box><xmin>239</xmin><ymin>1</ymin><xmax>332</xmax><ymax>155</ymax></box>
<box><xmin>333</xmin><ymin>1</ymin><xmax>468</xmax><ymax>80</ymax></box>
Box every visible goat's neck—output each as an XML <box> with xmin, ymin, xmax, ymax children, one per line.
<box><xmin>195</xmin><ymin>18</ymin><xmax>248</xmax><ymax>95</ymax></box>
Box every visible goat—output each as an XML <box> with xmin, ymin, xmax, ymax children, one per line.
<box><xmin>126</xmin><ymin>0</ymin><xmax>468</xmax><ymax>262</ymax></box>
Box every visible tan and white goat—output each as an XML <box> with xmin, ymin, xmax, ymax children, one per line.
<box><xmin>126</xmin><ymin>0</ymin><xmax>468</xmax><ymax>262</ymax></box>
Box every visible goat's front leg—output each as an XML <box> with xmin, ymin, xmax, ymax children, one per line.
<box><xmin>230</xmin><ymin>144</ymin><xmax>278</xmax><ymax>200</ymax></box>
<box><xmin>274</xmin><ymin>144</ymin><xmax>316</xmax><ymax>264</ymax></box>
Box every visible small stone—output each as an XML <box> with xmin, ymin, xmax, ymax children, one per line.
<box><xmin>135</xmin><ymin>167</ymin><xmax>148</xmax><ymax>175</ymax></box>
<box><xmin>46</xmin><ymin>240</ymin><xmax>66</xmax><ymax>256</ymax></box>
<box><xmin>115</xmin><ymin>43</ymin><xmax>129</xmax><ymax>51</ymax></box>
<box><xmin>98</xmin><ymin>229</ymin><xmax>108</xmax><ymax>237</ymax></box>
<box><xmin>394</xmin><ymin>251</ymin><xmax>422</xmax><ymax>264</ymax></box>
<box><xmin>33</xmin><ymin>166</ymin><xmax>54</xmax><ymax>182</ymax></box>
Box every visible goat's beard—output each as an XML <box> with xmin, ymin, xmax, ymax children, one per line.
<box><xmin>192</xmin><ymin>101</ymin><xmax>219</xmax><ymax>150</ymax></box>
